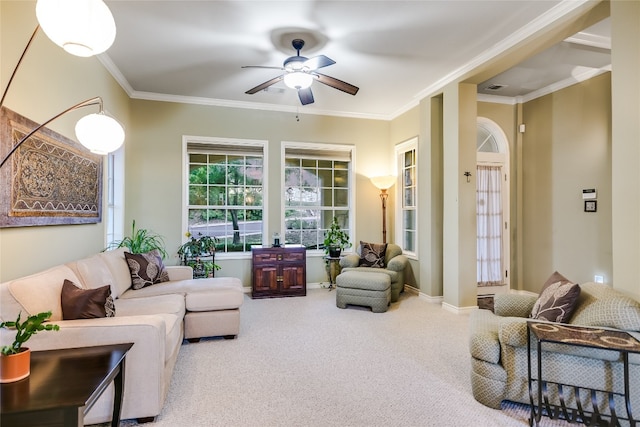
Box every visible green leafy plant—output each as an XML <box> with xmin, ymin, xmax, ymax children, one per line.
<box><xmin>0</xmin><ymin>311</ymin><xmax>59</xmax><ymax>356</ymax></box>
<box><xmin>178</xmin><ymin>232</ymin><xmax>221</xmax><ymax>275</ymax></box>
<box><xmin>323</xmin><ymin>217</ymin><xmax>352</xmax><ymax>255</ymax></box>
<box><xmin>107</xmin><ymin>220</ymin><xmax>168</xmax><ymax>259</ymax></box>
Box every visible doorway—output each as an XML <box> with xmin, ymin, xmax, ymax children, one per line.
<box><xmin>476</xmin><ymin>117</ymin><xmax>510</xmax><ymax>296</ymax></box>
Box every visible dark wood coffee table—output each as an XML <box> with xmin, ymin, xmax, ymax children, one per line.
<box><xmin>1</xmin><ymin>343</ymin><xmax>133</xmax><ymax>427</ymax></box>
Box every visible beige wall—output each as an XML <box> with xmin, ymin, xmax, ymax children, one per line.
<box><xmin>521</xmin><ymin>73</ymin><xmax>612</xmax><ymax>291</ymax></box>
<box><xmin>611</xmin><ymin>0</ymin><xmax>640</xmax><ymax>300</ymax></box>
<box><xmin>126</xmin><ymin>100</ymin><xmax>391</xmax><ymax>285</ymax></box>
<box><xmin>0</xmin><ymin>1</ymin><xmax>131</xmax><ymax>281</ymax></box>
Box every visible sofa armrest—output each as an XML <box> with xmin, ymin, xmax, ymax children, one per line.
<box><xmin>166</xmin><ymin>265</ymin><xmax>193</xmax><ymax>281</ymax></box>
<box><xmin>386</xmin><ymin>254</ymin><xmax>408</xmax><ymax>272</ymax></box>
<box><xmin>494</xmin><ymin>294</ymin><xmax>537</xmax><ymax>318</ymax></box>
<box><xmin>498</xmin><ymin>317</ymin><xmax>530</xmax><ymax>347</ymax></box>
<box><xmin>339</xmin><ymin>254</ymin><xmax>360</xmax><ymax>268</ymax></box>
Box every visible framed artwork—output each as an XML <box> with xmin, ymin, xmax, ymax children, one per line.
<box><xmin>584</xmin><ymin>200</ymin><xmax>597</xmax><ymax>213</ymax></box>
<box><xmin>0</xmin><ymin>107</ymin><xmax>103</xmax><ymax>228</ymax></box>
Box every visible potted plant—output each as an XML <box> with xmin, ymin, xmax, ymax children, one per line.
<box><xmin>106</xmin><ymin>220</ymin><xmax>168</xmax><ymax>259</ymax></box>
<box><xmin>178</xmin><ymin>232</ymin><xmax>221</xmax><ymax>278</ymax></box>
<box><xmin>323</xmin><ymin>217</ymin><xmax>352</xmax><ymax>258</ymax></box>
<box><xmin>1</xmin><ymin>311</ymin><xmax>59</xmax><ymax>383</ymax></box>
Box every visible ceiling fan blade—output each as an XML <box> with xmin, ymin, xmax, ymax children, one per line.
<box><xmin>241</xmin><ymin>65</ymin><xmax>284</xmax><ymax>70</ymax></box>
<box><xmin>298</xmin><ymin>87</ymin><xmax>314</xmax><ymax>105</ymax></box>
<box><xmin>314</xmin><ymin>73</ymin><xmax>359</xmax><ymax>96</ymax></box>
<box><xmin>245</xmin><ymin>75</ymin><xmax>284</xmax><ymax>94</ymax></box>
<box><xmin>303</xmin><ymin>55</ymin><xmax>335</xmax><ymax>71</ymax></box>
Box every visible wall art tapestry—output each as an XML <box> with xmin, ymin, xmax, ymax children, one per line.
<box><xmin>0</xmin><ymin>107</ymin><xmax>102</xmax><ymax>228</ymax></box>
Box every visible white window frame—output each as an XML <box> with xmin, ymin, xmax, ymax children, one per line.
<box><xmin>182</xmin><ymin>135</ymin><xmax>268</xmax><ymax>260</ymax></box>
<box><xmin>282</xmin><ymin>141</ymin><xmax>356</xmax><ymax>257</ymax></box>
<box><xmin>394</xmin><ymin>137</ymin><xmax>418</xmax><ymax>258</ymax></box>
<box><xmin>105</xmin><ymin>146</ymin><xmax>124</xmax><ymax>247</ymax></box>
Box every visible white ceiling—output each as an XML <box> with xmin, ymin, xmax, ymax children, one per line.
<box><xmin>101</xmin><ymin>1</ymin><xmax>611</xmax><ymax>120</ymax></box>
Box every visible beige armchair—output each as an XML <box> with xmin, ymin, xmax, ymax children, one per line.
<box><xmin>339</xmin><ymin>243</ymin><xmax>408</xmax><ymax>302</ymax></box>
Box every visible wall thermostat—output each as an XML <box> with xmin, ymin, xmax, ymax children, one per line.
<box><xmin>582</xmin><ymin>189</ymin><xmax>597</xmax><ymax>199</ymax></box>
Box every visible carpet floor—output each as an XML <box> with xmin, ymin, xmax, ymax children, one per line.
<box><xmin>111</xmin><ymin>288</ymin><xmax>572</xmax><ymax>426</ymax></box>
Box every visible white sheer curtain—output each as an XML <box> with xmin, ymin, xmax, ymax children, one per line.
<box><xmin>477</xmin><ymin>165</ymin><xmax>503</xmax><ymax>286</ymax></box>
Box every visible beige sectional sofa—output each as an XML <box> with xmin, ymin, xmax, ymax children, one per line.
<box><xmin>469</xmin><ymin>282</ymin><xmax>640</xmax><ymax>422</ymax></box>
<box><xmin>0</xmin><ymin>247</ymin><xmax>244</xmax><ymax>424</ymax></box>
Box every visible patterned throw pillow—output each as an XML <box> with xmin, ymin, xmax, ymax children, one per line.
<box><xmin>61</xmin><ymin>279</ymin><xmax>116</xmax><ymax>320</ymax></box>
<box><xmin>530</xmin><ymin>272</ymin><xmax>580</xmax><ymax>323</ymax></box>
<box><xmin>125</xmin><ymin>250</ymin><xmax>170</xmax><ymax>290</ymax></box>
<box><xmin>358</xmin><ymin>241</ymin><xmax>388</xmax><ymax>268</ymax></box>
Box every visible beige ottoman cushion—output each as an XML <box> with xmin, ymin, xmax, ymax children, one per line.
<box><xmin>336</xmin><ymin>271</ymin><xmax>391</xmax><ymax>313</ymax></box>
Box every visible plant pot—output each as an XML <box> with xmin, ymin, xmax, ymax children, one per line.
<box><xmin>0</xmin><ymin>348</ymin><xmax>30</xmax><ymax>383</ymax></box>
<box><xmin>328</xmin><ymin>246</ymin><xmax>342</xmax><ymax>258</ymax></box>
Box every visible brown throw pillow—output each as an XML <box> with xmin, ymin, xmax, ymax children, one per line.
<box><xmin>125</xmin><ymin>250</ymin><xmax>170</xmax><ymax>290</ymax></box>
<box><xmin>61</xmin><ymin>279</ymin><xmax>115</xmax><ymax>320</ymax></box>
<box><xmin>358</xmin><ymin>241</ymin><xmax>388</xmax><ymax>268</ymax></box>
<box><xmin>530</xmin><ymin>272</ymin><xmax>580</xmax><ymax>323</ymax></box>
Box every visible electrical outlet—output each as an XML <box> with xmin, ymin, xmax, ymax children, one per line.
<box><xmin>594</xmin><ymin>275</ymin><xmax>604</xmax><ymax>284</ymax></box>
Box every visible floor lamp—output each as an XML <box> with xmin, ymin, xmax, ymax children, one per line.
<box><xmin>370</xmin><ymin>175</ymin><xmax>396</xmax><ymax>244</ymax></box>
<box><xmin>0</xmin><ymin>0</ymin><xmax>122</xmax><ymax>168</ymax></box>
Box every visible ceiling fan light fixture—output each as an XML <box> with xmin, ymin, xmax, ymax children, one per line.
<box><xmin>284</xmin><ymin>72</ymin><xmax>313</xmax><ymax>90</ymax></box>
<box><xmin>36</xmin><ymin>0</ymin><xmax>116</xmax><ymax>57</ymax></box>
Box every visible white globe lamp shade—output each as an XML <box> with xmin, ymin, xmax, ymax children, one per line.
<box><xmin>370</xmin><ymin>175</ymin><xmax>396</xmax><ymax>190</ymax></box>
<box><xmin>75</xmin><ymin>113</ymin><xmax>124</xmax><ymax>155</ymax></box>
<box><xmin>36</xmin><ymin>0</ymin><xmax>116</xmax><ymax>57</ymax></box>
<box><xmin>284</xmin><ymin>72</ymin><xmax>314</xmax><ymax>90</ymax></box>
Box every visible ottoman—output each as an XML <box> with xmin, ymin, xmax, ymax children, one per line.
<box><xmin>336</xmin><ymin>270</ymin><xmax>391</xmax><ymax>313</ymax></box>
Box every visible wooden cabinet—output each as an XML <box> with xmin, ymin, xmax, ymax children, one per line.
<box><xmin>252</xmin><ymin>246</ymin><xmax>306</xmax><ymax>298</ymax></box>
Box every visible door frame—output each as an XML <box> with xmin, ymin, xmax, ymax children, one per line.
<box><xmin>477</xmin><ymin>117</ymin><xmax>510</xmax><ymax>293</ymax></box>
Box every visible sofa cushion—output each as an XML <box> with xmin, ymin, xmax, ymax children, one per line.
<box><xmin>494</xmin><ymin>294</ymin><xmax>538</xmax><ymax>318</ymax></box>
<box><xmin>570</xmin><ymin>283</ymin><xmax>640</xmax><ymax>332</ymax></box>
<box><xmin>125</xmin><ymin>250</ymin><xmax>170</xmax><ymax>290</ymax></box>
<box><xmin>69</xmin><ymin>254</ymin><xmax>116</xmax><ymax>294</ymax></box>
<box><xmin>61</xmin><ymin>279</ymin><xmax>115</xmax><ymax>320</ymax></box>
<box><xmin>119</xmin><ymin>278</ymin><xmax>244</xmax><ymax>311</ymax></box>
<box><xmin>358</xmin><ymin>241</ymin><xmax>387</xmax><ymax>268</ymax></box>
<box><xmin>7</xmin><ymin>265</ymin><xmax>81</xmax><ymax>321</ymax></box>
<box><xmin>98</xmin><ymin>248</ymin><xmax>133</xmax><ymax>298</ymax></box>
<box><xmin>114</xmin><ymin>293</ymin><xmax>185</xmax><ymax>319</ymax></box>
<box><xmin>530</xmin><ymin>271</ymin><xmax>580</xmax><ymax>323</ymax></box>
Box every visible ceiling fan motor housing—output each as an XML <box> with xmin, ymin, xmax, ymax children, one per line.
<box><xmin>284</xmin><ymin>55</ymin><xmax>309</xmax><ymax>72</ymax></box>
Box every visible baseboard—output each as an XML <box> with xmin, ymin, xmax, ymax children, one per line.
<box><xmin>402</xmin><ymin>285</ymin><xmax>444</xmax><ymax>304</ymax></box>
<box><xmin>442</xmin><ymin>302</ymin><xmax>478</xmax><ymax>315</ymax></box>
<box><xmin>244</xmin><ymin>282</ymin><xmax>331</xmax><ymax>294</ymax></box>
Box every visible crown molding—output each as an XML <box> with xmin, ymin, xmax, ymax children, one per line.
<box><xmin>404</xmin><ymin>0</ymin><xmax>596</xmax><ymax>116</ymax></box>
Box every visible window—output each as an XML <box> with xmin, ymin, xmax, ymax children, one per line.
<box><xmin>283</xmin><ymin>143</ymin><xmax>354</xmax><ymax>251</ymax></box>
<box><xmin>105</xmin><ymin>146</ymin><xmax>124</xmax><ymax>246</ymax></box>
<box><xmin>184</xmin><ymin>137</ymin><xmax>266</xmax><ymax>253</ymax></box>
<box><xmin>395</xmin><ymin>138</ymin><xmax>417</xmax><ymax>256</ymax></box>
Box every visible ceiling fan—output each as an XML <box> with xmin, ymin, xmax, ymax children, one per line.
<box><xmin>242</xmin><ymin>39</ymin><xmax>359</xmax><ymax>106</ymax></box>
